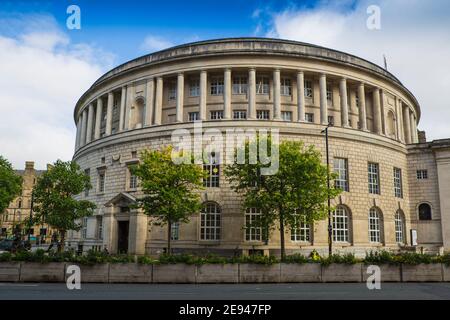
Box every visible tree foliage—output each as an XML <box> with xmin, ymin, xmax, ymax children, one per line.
<box><xmin>225</xmin><ymin>138</ymin><xmax>342</xmax><ymax>259</ymax></box>
<box><xmin>32</xmin><ymin>160</ymin><xmax>96</xmax><ymax>251</ymax></box>
<box><xmin>131</xmin><ymin>146</ymin><xmax>206</xmax><ymax>254</ymax></box>
<box><xmin>0</xmin><ymin>156</ymin><xmax>22</xmax><ymax>214</ymax></box>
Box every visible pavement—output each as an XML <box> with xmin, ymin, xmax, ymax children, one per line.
<box><xmin>1</xmin><ymin>282</ymin><xmax>450</xmax><ymax>300</ymax></box>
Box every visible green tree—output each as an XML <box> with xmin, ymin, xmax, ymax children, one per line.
<box><xmin>32</xmin><ymin>160</ymin><xmax>96</xmax><ymax>252</ymax></box>
<box><xmin>131</xmin><ymin>146</ymin><xmax>206</xmax><ymax>254</ymax></box>
<box><xmin>0</xmin><ymin>156</ymin><xmax>22</xmax><ymax>215</ymax></box>
<box><xmin>225</xmin><ymin>138</ymin><xmax>342</xmax><ymax>260</ymax></box>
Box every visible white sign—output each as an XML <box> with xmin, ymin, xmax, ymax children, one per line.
<box><xmin>411</xmin><ymin>229</ymin><xmax>418</xmax><ymax>246</ymax></box>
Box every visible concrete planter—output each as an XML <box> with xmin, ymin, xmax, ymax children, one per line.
<box><xmin>0</xmin><ymin>262</ymin><xmax>21</xmax><ymax>282</ymax></box>
<box><xmin>441</xmin><ymin>265</ymin><xmax>450</xmax><ymax>282</ymax></box>
<box><xmin>20</xmin><ymin>262</ymin><xmax>65</xmax><ymax>282</ymax></box>
<box><xmin>361</xmin><ymin>264</ymin><xmax>401</xmax><ymax>282</ymax></box>
<box><xmin>280</xmin><ymin>263</ymin><xmax>322</xmax><ymax>282</ymax></box>
<box><xmin>322</xmin><ymin>263</ymin><xmax>363</xmax><ymax>283</ymax></box>
<box><xmin>65</xmin><ymin>263</ymin><xmax>109</xmax><ymax>283</ymax></box>
<box><xmin>152</xmin><ymin>264</ymin><xmax>196</xmax><ymax>283</ymax></box>
<box><xmin>196</xmin><ymin>264</ymin><xmax>239</xmax><ymax>283</ymax></box>
<box><xmin>239</xmin><ymin>264</ymin><xmax>281</xmax><ymax>283</ymax></box>
<box><xmin>109</xmin><ymin>263</ymin><xmax>152</xmax><ymax>283</ymax></box>
<box><xmin>402</xmin><ymin>264</ymin><xmax>443</xmax><ymax>282</ymax></box>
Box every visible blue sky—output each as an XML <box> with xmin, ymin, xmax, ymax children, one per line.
<box><xmin>0</xmin><ymin>0</ymin><xmax>449</xmax><ymax>168</ymax></box>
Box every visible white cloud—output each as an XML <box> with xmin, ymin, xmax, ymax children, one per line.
<box><xmin>140</xmin><ymin>35</ymin><xmax>173</xmax><ymax>53</ymax></box>
<box><xmin>0</xmin><ymin>14</ymin><xmax>114</xmax><ymax>169</ymax></box>
<box><xmin>264</xmin><ymin>0</ymin><xmax>450</xmax><ymax>140</ymax></box>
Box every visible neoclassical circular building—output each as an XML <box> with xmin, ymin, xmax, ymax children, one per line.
<box><xmin>68</xmin><ymin>38</ymin><xmax>450</xmax><ymax>257</ymax></box>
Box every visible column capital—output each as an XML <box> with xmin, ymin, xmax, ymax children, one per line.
<box><xmin>297</xmin><ymin>70</ymin><xmax>304</xmax><ymax>75</ymax></box>
<box><xmin>248</xmin><ymin>67</ymin><xmax>256</xmax><ymax>72</ymax></box>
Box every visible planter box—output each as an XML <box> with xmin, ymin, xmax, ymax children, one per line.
<box><xmin>322</xmin><ymin>264</ymin><xmax>362</xmax><ymax>283</ymax></box>
<box><xmin>152</xmin><ymin>264</ymin><xmax>196</xmax><ymax>283</ymax></box>
<box><xmin>196</xmin><ymin>264</ymin><xmax>239</xmax><ymax>283</ymax></box>
<box><xmin>109</xmin><ymin>263</ymin><xmax>152</xmax><ymax>283</ymax></box>
<box><xmin>0</xmin><ymin>262</ymin><xmax>21</xmax><ymax>282</ymax></box>
<box><xmin>280</xmin><ymin>263</ymin><xmax>322</xmax><ymax>282</ymax></box>
<box><xmin>361</xmin><ymin>264</ymin><xmax>401</xmax><ymax>282</ymax></box>
<box><xmin>402</xmin><ymin>264</ymin><xmax>443</xmax><ymax>282</ymax></box>
<box><xmin>65</xmin><ymin>264</ymin><xmax>109</xmax><ymax>283</ymax></box>
<box><xmin>239</xmin><ymin>264</ymin><xmax>281</xmax><ymax>283</ymax></box>
<box><xmin>442</xmin><ymin>265</ymin><xmax>450</xmax><ymax>282</ymax></box>
<box><xmin>20</xmin><ymin>262</ymin><xmax>65</xmax><ymax>282</ymax></box>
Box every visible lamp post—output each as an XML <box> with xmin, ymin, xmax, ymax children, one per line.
<box><xmin>321</xmin><ymin>123</ymin><xmax>333</xmax><ymax>256</ymax></box>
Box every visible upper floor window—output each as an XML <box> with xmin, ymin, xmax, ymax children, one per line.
<box><xmin>245</xmin><ymin>208</ymin><xmax>262</xmax><ymax>242</ymax></box>
<box><xmin>188</xmin><ymin>112</ymin><xmax>199</xmax><ymax>122</ymax></box>
<box><xmin>168</xmin><ymin>82</ymin><xmax>177</xmax><ymax>101</ymax></box>
<box><xmin>418</xmin><ymin>203</ymin><xmax>432</xmax><ymax>220</ymax></box>
<box><xmin>129</xmin><ymin>169</ymin><xmax>138</xmax><ymax>190</ymax></box>
<box><xmin>327</xmin><ymin>116</ymin><xmax>334</xmax><ymax>126</ymax></box>
<box><xmin>98</xmin><ymin>171</ymin><xmax>105</xmax><ymax>193</ymax></box>
<box><xmin>280</xmin><ymin>78</ymin><xmax>292</xmax><ymax>96</ymax></box>
<box><xmin>368</xmin><ymin>162</ymin><xmax>380</xmax><ymax>195</ymax></box>
<box><xmin>305</xmin><ymin>113</ymin><xmax>314</xmax><ymax>123</ymax></box>
<box><xmin>171</xmin><ymin>222</ymin><xmax>179</xmax><ymax>241</ymax></box>
<box><xmin>393</xmin><ymin>167</ymin><xmax>403</xmax><ymax>198</ymax></box>
<box><xmin>200</xmin><ymin>202</ymin><xmax>221</xmax><ymax>240</ymax></box>
<box><xmin>189</xmin><ymin>79</ymin><xmax>200</xmax><ymax>97</ymax></box>
<box><xmin>334</xmin><ymin>158</ymin><xmax>349</xmax><ymax>192</ymax></box>
<box><xmin>368</xmin><ymin>208</ymin><xmax>383</xmax><ymax>243</ymax></box>
<box><xmin>256</xmin><ymin>76</ymin><xmax>269</xmax><ymax>95</ymax></box>
<box><xmin>304</xmin><ymin>80</ymin><xmax>313</xmax><ymax>98</ymax></box>
<box><xmin>326</xmin><ymin>83</ymin><xmax>333</xmax><ymax>101</ymax></box>
<box><xmin>81</xmin><ymin>217</ymin><xmax>88</xmax><ymax>239</ymax></box>
<box><xmin>210</xmin><ymin>77</ymin><xmax>224</xmax><ymax>95</ymax></box>
<box><xmin>281</xmin><ymin>111</ymin><xmax>292</xmax><ymax>121</ymax></box>
<box><xmin>232</xmin><ymin>76</ymin><xmax>248</xmax><ymax>94</ymax></box>
<box><xmin>97</xmin><ymin>216</ymin><xmax>103</xmax><ymax>240</ymax></box>
<box><xmin>203</xmin><ymin>152</ymin><xmax>220</xmax><ymax>188</ymax></box>
<box><xmin>256</xmin><ymin>110</ymin><xmax>270</xmax><ymax>120</ymax></box>
<box><xmin>210</xmin><ymin>110</ymin><xmax>223</xmax><ymax>120</ymax></box>
<box><xmin>416</xmin><ymin>170</ymin><xmax>428</xmax><ymax>180</ymax></box>
<box><xmin>233</xmin><ymin>110</ymin><xmax>247</xmax><ymax>120</ymax></box>
<box><xmin>291</xmin><ymin>215</ymin><xmax>310</xmax><ymax>242</ymax></box>
<box><xmin>395</xmin><ymin>210</ymin><xmax>405</xmax><ymax>244</ymax></box>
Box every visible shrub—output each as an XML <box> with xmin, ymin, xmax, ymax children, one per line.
<box><xmin>394</xmin><ymin>252</ymin><xmax>434</xmax><ymax>265</ymax></box>
<box><xmin>283</xmin><ymin>254</ymin><xmax>309</xmax><ymax>264</ymax></box>
<box><xmin>364</xmin><ymin>250</ymin><xmax>397</xmax><ymax>265</ymax></box>
<box><xmin>0</xmin><ymin>252</ymin><xmax>12</xmax><ymax>262</ymax></box>
<box><xmin>233</xmin><ymin>254</ymin><xmax>279</xmax><ymax>265</ymax></box>
<box><xmin>321</xmin><ymin>253</ymin><xmax>359</xmax><ymax>266</ymax></box>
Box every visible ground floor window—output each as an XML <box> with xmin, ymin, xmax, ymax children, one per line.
<box><xmin>200</xmin><ymin>202</ymin><xmax>221</xmax><ymax>240</ymax></box>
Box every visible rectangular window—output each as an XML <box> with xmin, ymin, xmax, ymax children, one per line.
<box><xmin>98</xmin><ymin>172</ymin><xmax>105</xmax><ymax>193</ymax></box>
<box><xmin>356</xmin><ymin>96</ymin><xmax>360</xmax><ymax>108</ymax></box>
<box><xmin>210</xmin><ymin>110</ymin><xmax>224</xmax><ymax>120</ymax></box>
<box><xmin>281</xmin><ymin>111</ymin><xmax>292</xmax><ymax>121</ymax></box>
<box><xmin>393</xmin><ymin>167</ymin><xmax>403</xmax><ymax>198</ymax></box>
<box><xmin>233</xmin><ymin>110</ymin><xmax>247</xmax><ymax>120</ymax></box>
<box><xmin>168</xmin><ymin>83</ymin><xmax>177</xmax><ymax>100</ymax></box>
<box><xmin>281</xmin><ymin>78</ymin><xmax>292</xmax><ymax>96</ymax></box>
<box><xmin>416</xmin><ymin>170</ymin><xmax>428</xmax><ymax>180</ymax></box>
<box><xmin>291</xmin><ymin>216</ymin><xmax>310</xmax><ymax>242</ymax></box>
<box><xmin>129</xmin><ymin>169</ymin><xmax>138</xmax><ymax>189</ymax></box>
<box><xmin>304</xmin><ymin>80</ymin><xmax>313</xmax><ymax>98</ymax></box>
<box><xmin>328</xmin><ymin>116</ymin><xmax>334</xmax><ymax>126</ymax></box>
<box><xmin>188</xmin><ymin>112</ymin><xmax>199</xmax><ymax>122</ymax></box>
<box><xmin>326</xmin><ymin>83</ymin><xmax>333</xmax><ymax>101</ymax></box>
<box><xmin>232</xmin><ymin>76</ymin><xmax>248</xmax><ymax>94</ymax></box>
<box><xmin>81</xmin><ymin>217</ymin><xmax>88</xmax><ymax>239</ymax></box>
<box><xmin>84</xmin><ymin>169</ymin><xmax>90</xmax><ymax>197</ymax></box>
<box><xmin>210</xmin><ymin>77</ymin><xmax>224</xmax><ymax>95</ymax></box>
<box><xmin>305</xmin><ymin>113</ymin><xmax>314</xmax><ymax>123</ymax></box>
<box><xmin>245</xmin><ymin>208</ymin><xmax>262</xmax><ymax>242</ymax></box>
<box><xmin>203</xmin><ymin>152</ymin><xmax>220</xmax><ymax>188</ymax></box>
<box><xmin>171</xmin><ymin>222</ymin><xmax>179</xmax><ymax>241</ymax></box>
<box><xmin>97</xmin><ymin>216</ymin><xmax>103</xmax><ymax>240</ymax></box>
<box><xmin>256</xmin><ymin>76</ymin><xmax>269</xmax><ymax>95</ymax></box>
<box><xmin>189</xmin><ymin>79</ymin><xmax>200</xmax><ymax>97</ymax></box>
<box><xmin>256</xmin><ymin>110</ymin><xmax>270</xmax><ymax>120</ymax></box>
<box><xmin>368</xmin><ymin>162</ymin><xmax>380</xmax><ymax>195</ymax></box>
<box><xmin>334</xmin><ymin>158</ymin><xmax>349</xmax><ymax>192</ymax></box>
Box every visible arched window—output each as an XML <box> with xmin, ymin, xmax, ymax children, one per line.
<box><xmin>333</xmin><ymin>206</ymin><xmax>350</xmax><ymax>242</ymax></box>
<box><xmin>395</xmin><ymin>210</ymin><xmax>406</xmax><ymax>244</ymax></box>
<box><xmin>200</xmin><ymin>202</ymin><xmax>221</xmax><ymax>240</ymax></box>
<box><xmin>418</xmin><ymin>203</ymin><xmax>432</xmax><ymax>220</ymax></box>
<box><xmin>368</xmin><ymin>207</ymin><xmax>383</xmax><ymax>243</ymax></box>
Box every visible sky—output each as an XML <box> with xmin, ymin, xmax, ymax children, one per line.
<box><xmin>0</xmin><ymin>0</ymin><xmax>449</xmax><ymax>169</ymax></box>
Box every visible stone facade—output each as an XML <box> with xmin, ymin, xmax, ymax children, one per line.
<box><xmin>67</xmin><ymin>38</ymin><xmax>450</xmax><ymax>257</ymax></box>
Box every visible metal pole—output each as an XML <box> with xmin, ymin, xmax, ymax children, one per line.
<box><xmin>325</xmin><ymin>126</ymin><xmax>332</xmax><ymax>256</ymax></box>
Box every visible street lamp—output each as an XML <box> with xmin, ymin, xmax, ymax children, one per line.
<box><xmin>321</xmin><ymin>123</ymin><xmax>333</xmax><ymax>256</ymax></box>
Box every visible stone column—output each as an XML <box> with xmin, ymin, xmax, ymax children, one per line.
<box><xmin>358</xmin><ymin>83</ymin><xmax>367</xmax><ymax>131</ymax></box>
<box><xmin>380</xmin><ymin>90</ymin><xmax>387</xmax><ymax>135</ymax></box>
<box><xmin>94</xmin><ymin>97</ymin><xmax>103</xmax><ymax>140</ymax></box>
<box><xmin>128</xmin><ymin>210</ymin><xmax>147</xmax><ymax>255</ymax></box>
<box><xmin>144</xmin><ymin>78</ymin><xmax>154</xmax><ymax>126</ymax></box>
<box><xmin>119</xmin><ymin>87</ymin><xmax>126</xmax><ymax>132</ymax></box>
<box><xmin>79</xmin><ymin>109</ymin><xmax>87</xmax><ymax>146</ymax></box>
<box><xmin>319</xmin><ymin>73</ymin><xmax>328</xmax><ymax>125</ymax></box>
<box><xmin>373</xmin><ymin>88</ymin><xmax>382</xmax><ymax>135</ymax></box>
<box><xmin>85</xmin><ymin>103</ymin><xmax>94</xmax><ymax>144</ymax></box>
<box><xmin>396</xmin><ymin>98</ymin><xmax>404</xmax><ymax>142</ymax></box>
<box><xmin>273</xmin><ymin>69</ymin><xmax>281</xmax><ymax>120</ymax></box>
<box><xmin>410</xmin><ymin>111</ymin><xmax>417</xmax><ymax>143</ymax></box>
<box><xmin>248</xmin><ymin>68</ymin><xmax>256</xmax><ymax>120</ymax></box>
<box><xmin>176</xmin><ymin>73</ymin><xmax>184</xmax><ymax>123</ymax></box>
<box><xmin>124</xmin><ymin>85</ymin><xmax>133</xmax><ymax>130</ymax></box>
<box><xmin>105</xmin><ymin>92</ymin><xmax>114</xmax><ymax>136</ymax></box>
<box><xmin>103</xmin><ymin>206</ymin><xmax>116</xmax><ymax>254</ymax></box>
<box><xmin>403</xmin><ymin>105</ymin><xmax>412</xmax><ymax>144</ymax></box>
<box><xmin>199</xmin><ymin>70</ymin><xmax>207</xmax><ymax>120</ymax></box>
<box><xmin>154</xmin><ymin>77</ymin><xmax>163</xmax><ymax>125</ymax></box>
<box><xmin>75</xmin><ymin>115</ymin><xmax>81</xmax><ymax>150</ymax></box>
<box><xmin>297</xmin><ymin>71</ymin><xmax>305</xmax><ymax>122</ymax></box>
<box><xmin>339</xmin><ymin>78</ymin><xmax>349</xmax><ymax>128</ymax></box>
<box><xmin>224</xmin><ymin>68</ymin><xmax>232</xmax><ymax>119</ymax></box>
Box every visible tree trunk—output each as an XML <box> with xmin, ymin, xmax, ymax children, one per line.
<box><xmin>279</xmin><ymin>208</ymin><xmax>286</xmax><ymax>261</ymax></box>
<box><xmin>167</xmin><ymin>222</ymin><xmax>172</xmax><ymax>255</ymax></box>
<box><xmin>58</xmin><ymin>230</ymin><xmax>66</xmax><ymax>253</ymax></box>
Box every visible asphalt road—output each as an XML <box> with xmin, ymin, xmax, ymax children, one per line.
<box><xmin>1</xmin><ymin>282</ymin><xmax>450</xmax><ymax>300</ymax></box>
